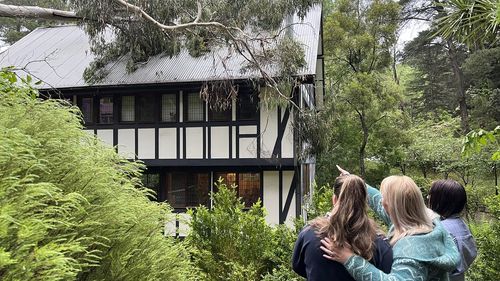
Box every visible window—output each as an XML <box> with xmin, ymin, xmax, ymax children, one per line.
<box><xmin>162</xmin><ymin>94</ymin><xmax>177</xmax><ymax>122</ymax></box>
<box><xmin>185</xmin><ymin>93</ymin><xmax>204</xmax><ymax>121</ymax></box>
<box><xmin>121</xmin><ymin>96</ymin><xmax>135</xmax><ymax>122</ymax></box>
<box><xmin>137</xmin><ymin>94</ymin><xmax>156</xmax><ymax>122</ymax></box>
<box><xmin>237</xmin><ymin>92</ymin><xmax>258</xmax><ymax>120</ymax></box>
<box><xmin>209</xmin><ymin>105</ymin><xmax>231</xmax><ymax>121</ymax></box>
<box><xmin>99</xmin><ymin>97</ymin><xmax>113</xmax><ymax>124</ymax></box>
<box><xmin>165</xmin><ymin>172</ymin><xmax>210</xmax><ymax>208</ymax></box>
<box><xmin>80</xmin><ymin>97</ymin><xmax>93</xmax><ymax>123</ymax></box>
<box><xmin>215</xmin><ymin>172</ymin><xmax>260</xmax><ymax>207</ymax></box>
<box><xmin>141</xmin><ymin>173</ymin><xmax>160</xmax><ymax>201</ymax></box>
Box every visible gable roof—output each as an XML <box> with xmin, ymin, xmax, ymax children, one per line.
<box><xmin>0</xmin><ymin>5</ymin><xmax>321</xmax><ymax>90</ymax></box>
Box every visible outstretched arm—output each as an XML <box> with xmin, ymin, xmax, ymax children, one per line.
<box><xmin>366</xmin><ymin>184</ymin><xmax>391</xmax><ymax>227</ymax></box>
<box><xmin>321</xmin><ymin>238</ymin><xmax>429</xmax><ymax>281</ymax></box>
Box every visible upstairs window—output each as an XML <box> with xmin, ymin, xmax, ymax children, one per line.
<box><xmin>121</xmin><ymin>96</ymin><xmax>135</xmax><ymax>122</ymax></box>
<box><xmin>99</xmin><ymin>97</ymin><xmax>113</xmax><ymax>124</ymax></box>
<box><xmin>162</xmin><ymin>94</ymin><xmax>177</xmax><ymax>122</ymax></box>
<box><xmin>237</xmin><ymin>92</ymin><xmax>258</xmax><ymax>120</ymax></box>
<box><xmin>185</xmin><ymin>93</ymin><xmax>204</xmax><ymax>122</ymax></box>
<box><xmin>80</xmin><ymin>97</ymin><xmax>93</xmax><ymax>124</ymax></box>
<box><xmin>137</xmin><ymin>94</ymin><xmax>156</xmax><ymax>123</ymax></box>
<box><xmin>209</xmin><ymin>105</ymin><xmax>232</xmax><ymax>121</ymax></box>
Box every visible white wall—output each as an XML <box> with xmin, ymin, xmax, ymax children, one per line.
<box><xmin>185</xmin><ymin>127</ymin><xmax>203</xmax><ymax>158</ymax></box>
<box><xmin>138</xmin><ymin>128</ymin><xmax>155</xmax><ymax>159</ymax></box>
<box><xmin>117</xmin><ymin>129</ymin><xmax>135</xmax><ymax>159</ymax></box>
<box><xmin>211</xmin><ymin>126</ymin><xmax>229</xmax><ymax>158</ymax></box>
<box><xmin>159</xmin><ymin>128</ymin><xmax>177</xmax><ymax>159</ymax></box>
<box><xmin>263</xmin><ymin>171</ymin><xmax>280</xmax><ymax>225</ymax></box>
<box><xmin>239</xmin><ymin>137</ymin><xmax>258</xmax><ymax>158</ymax></box>
<box><xmin>260</xmin><ymin>107</ymin><xmax>278</xmax><ymax>158</ymax></box>
<box><xmin>96</xmin><ymin>129</ymin><xmax>113</xmax><ymax>147</ymax></box>
<box><xmin>282</xmin><ymin>170</ymin><xmax>296</xmax><ymax>227</ymax></box>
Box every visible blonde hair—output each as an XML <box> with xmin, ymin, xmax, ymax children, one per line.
<box><xmin>380</xmin><ymin>175</ymin><xmax>433</xmax><ymax>245</ymax></box>
<box><xmin>311</xmin><ymin>175</ymin><xmax>376</xmax><ymax>260</ymax></box>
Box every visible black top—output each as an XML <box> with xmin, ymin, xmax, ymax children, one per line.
<box><xmin>292</xmin><ymin>226</ymin><xmax>393</xmax><ymax>281</ymax></box>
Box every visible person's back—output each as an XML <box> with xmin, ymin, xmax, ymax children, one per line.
<box><xmin>429</xmin><ymin>179</ymin><xmax>477</xmax><ymax>281</ymax></box>
<box><xmin>292</xmin><ymin>174</ymin><xmax>393</xmax><ymax>281</ymax></box>
<box><xmin>292</xmin><ymin>225</ymin><xmax>392</xmax><ymax>281</ymax></box>
<box><xmin>441</xmin><ymin>216</ymin><xmax>477</xmax><ymax>281</ymax></box>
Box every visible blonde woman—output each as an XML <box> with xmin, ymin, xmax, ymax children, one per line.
<box><xmin>321</xmin><ymin>171</ymin><xmax>460</xmax><ymax>281</ymax></box>
<box><xmin>292</xmin><ymin>175</ymin><xmax>392</xmax><ymax>281</ymax></box>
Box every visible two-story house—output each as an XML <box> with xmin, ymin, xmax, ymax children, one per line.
<box><xmin>0</xmin><ymin>5</ymin><xmax>324</xmax><ymax>232</ymax></box>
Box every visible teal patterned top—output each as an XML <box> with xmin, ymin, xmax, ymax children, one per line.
<box><xmin>341</xmin><ymin>185</ymin><xmax>461</xmax><ymax>281</ymax></box>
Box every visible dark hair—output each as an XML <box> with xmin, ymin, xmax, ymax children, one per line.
<box><xmin>428</xmin><ymin>179</ymin><xmax>467</xmax><ymax>218</ymax></box>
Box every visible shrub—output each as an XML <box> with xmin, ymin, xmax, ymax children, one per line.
<box><xmin>0</xmin><ymin>70</ymin><xmax>195</xmax><ymax>280</ymax></box>
<box><xmin>188</xmin><ymin>179</ymin><xmax>304</xmax><ymax>281</ymax></box>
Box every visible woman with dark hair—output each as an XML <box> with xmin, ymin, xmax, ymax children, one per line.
<box><xmin>292</xmin><ymin>175</ymin><xmax>392</xmax><ymax>281</ymax></box>
<box><xmin>428</xmin><ymin>179</ymin><xmax>477</xmax><ymax>281</ymax></box>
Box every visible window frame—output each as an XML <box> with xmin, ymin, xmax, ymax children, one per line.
<box><xmin>98</xmin><ymin>95</ymin><xmax>114</xmax><ymax>124</ymax></box>
<box><xmin>77</xmin><ymin>96</ymin><xmax>95</xmax><ymax>124</ymax></box>
<box><xmin>161</xmin><ymin>93</ymin><xmax>179</xmax><ymax>123</ymax></box>
<box><xmin>183</xmin><ymin>92</ymin><xmax>206</xmax><ymax>122</ymax></box>
<box><xmin>214</xmin><ymin>171</ymin><xmax>261</xmax><ymax>208</ymax></box>
<box><xmin>236</xmin><ymin>90</ymin><xmax>259</xmax><ymax>121</ymax></box>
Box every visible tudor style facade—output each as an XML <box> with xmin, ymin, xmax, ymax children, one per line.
<box><xmin>0</xmin><ymin>5</ymin><xmax>323</xmax><ymax>232</ymax></box>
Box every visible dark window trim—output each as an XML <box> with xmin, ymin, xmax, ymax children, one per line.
<box><xmin>236</xmin><ymin>90</ymin><xmax>259</xmax><ymax>121</ymax></box>
<box><xmin>183</xmin><ymin>92</ymin><xmax>206</xmax><ymax>122</ymax></box>
<box><xmin>160</xmin><ymin>93</ymin><xmax>179</xmax><ymax>123</ymax></box>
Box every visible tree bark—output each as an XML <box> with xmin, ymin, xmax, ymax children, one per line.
<box><xmin>446</xmin><ymin>40</ymin><xmax>470</xmax><ymax>133</ymax></box>
<box><xmin>359</xmin><ymin>112</ymin><xmax>368</xmax><ymax>179</ymax></box>
<box><xmin>0</xmin><ymin>4</ymin><xmax>81</xmax><ymax>21</ymax></box>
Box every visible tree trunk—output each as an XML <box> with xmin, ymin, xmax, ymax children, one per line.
<box><xmin>0</xmin><ymin>4</ymin><xmax>81</xmax><ymax>21</ymax></box>
<box><xmin>447</xmin><ymin>40</ymin><xmax>470</xmax><ymax>133</ymax></box>
<box><xmin>359</xmin><ymin>112</ymin><xmax>368</xmax><ymax>179</ymax></box>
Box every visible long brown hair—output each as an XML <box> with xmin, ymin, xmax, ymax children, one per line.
<box><xmin>310</xmin><ymin>175</ymin><xmax>376</xmax><ymax>260</ymax></box>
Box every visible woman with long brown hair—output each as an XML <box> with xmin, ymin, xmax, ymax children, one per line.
<box><xmin>292</xmin><ymin>174</ymin><xmax>392</xmax><ymax>281</ymax></box>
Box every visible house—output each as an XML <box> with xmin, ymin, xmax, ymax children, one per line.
<box><xmin>0</xmin><ymin>5</ymin><xmax>324</xmax><ymax>233</ymax></box>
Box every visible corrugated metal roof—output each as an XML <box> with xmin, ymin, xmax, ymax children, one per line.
<box><xmin>0</xmin><ymin>5</ymin><xmax>321</xmax><ymax>90</ymax></box>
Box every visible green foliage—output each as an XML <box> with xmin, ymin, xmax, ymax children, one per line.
<box><xmin>463</xmin><ymin>126</ymin><xmax>500</xmax><ymax>161</ymax></box>
<box><xmin>437</xmin><ymin>0</ymin><xmax>500</xmax><ymax>47</ymax></box>
<box><xmin>187</xmin><ymin>179</ymin><xmax>302</xmax><ymax>281</ymax></box>
<box><xmin>468</xmin><ymin>194</ymin><xmax>500</xmax><ymax>280</ymax></box>
<box><xmin>0</xmin><ymin>70</ymin><xmax>195</xmax><ymax>280</ymax></box>
<box><xmin>69</xmin><ymin>0</ymin><xmax>320</xmax><ymax>82</ymax></box>
<box><xmin>321</xmin><ymin>0</ymin><xmax>403</xmax><ymax>177</ymax></box>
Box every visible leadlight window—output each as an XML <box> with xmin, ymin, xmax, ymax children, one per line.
<box><xmin>141</xmin><ymin>173</ymin><xmax>160</xmax><ymax>201</ymax></box>
<box><xmin>237</xmin><ymin>92</ymin><xmax>258</xmax><ymax>120</ymax></box>
<box><xmin>80</xmin><ymin>97</ymin><xmax>93</xmax><ymax>124</ymax></box>
<box><xmin>165</xmin><ymin>172</ymin><xmax>210</xmax><ymax>208</ymax></box>
<box><xmin>185</xmin><ymin>93</ymin><xmax>204</xmax><ymax>121</ymax></box>
<box><xmin>137</xmin><ymin>94</ymin><xmax>156</xmax><ymax>123</ymax></box>
<box><xmin>162</xmin><ymin>94</ymin><xmax>177</xmax><ymax>122</ymax></box>
<box><xmin>121</xmin><ymin>96</ymin><xmax>135</xmax><ymax>122</ymax></box>
<box><xmin>99</xmin><ymin>97</ymin><xmax>113</xmax><ymax>124</ymax></box>
<box><xmin>209</xmin><ymin>105</ymin><xmax>232</xmax><ymax>121</ymax></box>
<box><xmin>215</xmin><ymin>172</ymin><xmax>261</xmax><ymax>207</ymax></box>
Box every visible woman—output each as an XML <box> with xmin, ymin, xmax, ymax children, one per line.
<box><xmin>321</xmin><ymin>172</ymin><xmax>460</xmax><ymax>281</ymax></box>
<box><xmin>428</xmin><ymin>179</ymin><xmax>477</xmax><ymax>281</ymax></box>
<box><xmin>292</xmin><ymin>174</ymin><xmax>392</xmax><ymax>281</ymax></box>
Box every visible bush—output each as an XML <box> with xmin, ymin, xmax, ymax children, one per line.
<box><xmin>187</xmin><ymin>179</ymin><xmax>304</xmax><ymax>281</ymax></box>
<box><xmin>468</xmin><ymin>195</ymin><xmax>500</xmax><ymax>281</ymax></box>
<box><xmin>0</xmin><ymin>70</ymin><xmax>195</xmax><ymax>280</ymax></box>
